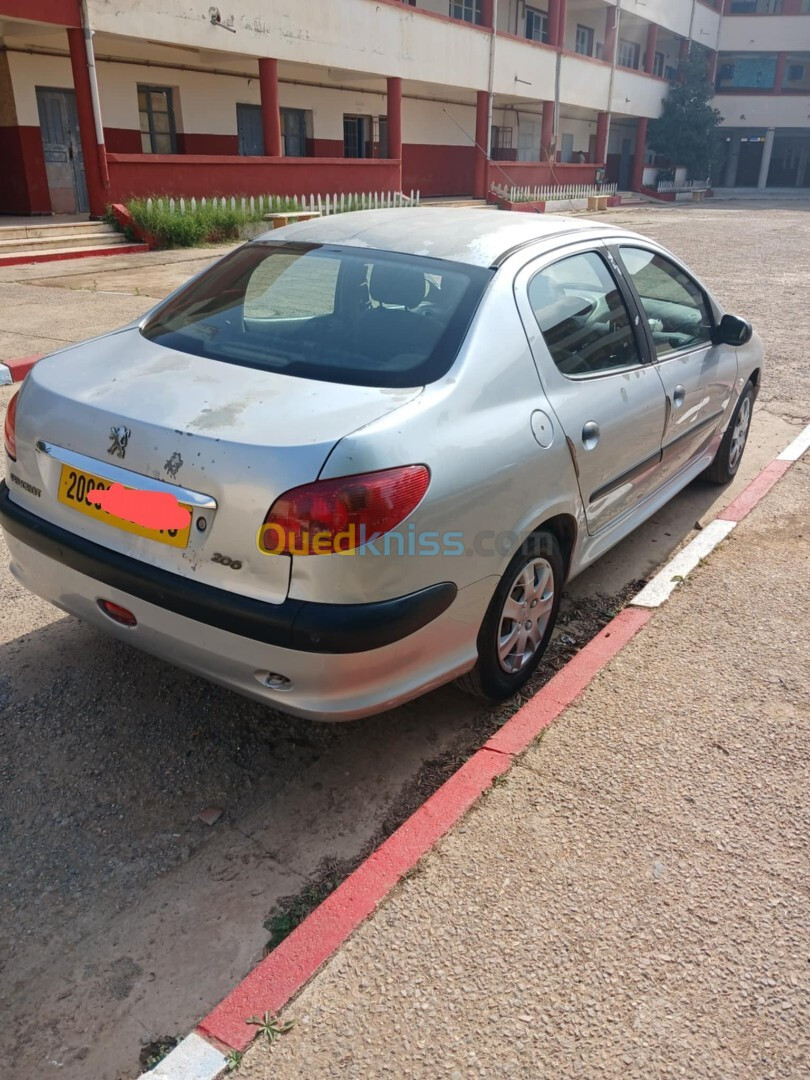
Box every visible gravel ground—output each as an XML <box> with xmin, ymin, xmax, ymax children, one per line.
<box><xmin>241</xmin><ymin>456</ymin><xmax>810</xmax><ymax>1080</ymax></box>
<box><xmin>0</xmin><ymin>199</ymin><xmax>808</xmax><ymax>1079</ymax></box>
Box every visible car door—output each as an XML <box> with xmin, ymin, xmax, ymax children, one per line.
<box><xmin>614</xmin><ymin>244</ymin><xmax>739</xmax><ymax>484</ymax></box>
<box><xmin>515</xmin><ymin>243</ymin><xmax>668</xmax><ymax>536</ymax></box>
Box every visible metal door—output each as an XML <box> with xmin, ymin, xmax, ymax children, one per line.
<box><xmin>618</xmin><ymin>137</ymin><xmax>632</xmax><ymax>190</ymax></box>
<box><xmin>36</xmin><ymin>88</ymin><xmax>88</xmax><ymax>214</ymax></box>
<box><xmin>237</xmin><ymin>104</ymin><xmax>264</xmax><ymax>156</ymax></box>
<box><xmin>561</xmin><ymin>133</ymin><xmax>574</xmax><ymax>164</ymax></box>
<box><xmin>515</xmin><ymin>242</ymin><xmax>667</xmax><ymax>535</ymax></box>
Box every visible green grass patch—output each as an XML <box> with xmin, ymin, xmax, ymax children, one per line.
<box><xmin>122</xmin><ymin>195</ymin><xmax>301</xmax><ymax>249</ymax></box>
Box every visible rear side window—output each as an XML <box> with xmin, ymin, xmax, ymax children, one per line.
<box><xmin>141</xmin><ymin>242</ymin><xmax>492</xmax><ymax>388</ymax></box>
<box><xmin>618</xmin><ymin>247</ymin><xmax>713</xmax><ymax>358</ymax></box>
<box><xmin>528</xmin><ymin>250</ymin><xmax>644</xmax><ymax>377</ymax></box>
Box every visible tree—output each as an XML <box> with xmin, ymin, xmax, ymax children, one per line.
<box><xmin>648</xmin><ymin>48</ymin><xmax>724</xmax><ymax>181</ymax></box>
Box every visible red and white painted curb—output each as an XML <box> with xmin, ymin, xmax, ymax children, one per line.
<box><xmin>135</xmin><ymin>423</ymin><xmax>810</xmax><ymax>1080</ymax></box>
<box><xmin>0</xmin><ymin>354</ymin><xmax>43</xmax><ymax>386</ymax></box>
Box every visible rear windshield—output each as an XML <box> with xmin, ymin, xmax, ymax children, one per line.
<box><xmin>140</xmin><ymin>241</ymin><xmax>492</xmax><ymax>388</ymax></box>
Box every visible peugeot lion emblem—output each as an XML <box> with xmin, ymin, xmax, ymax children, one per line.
<box><xmin>107</xmin><ymin>425</ymin><xmax>131</xmax><ymax>459</ymax></box>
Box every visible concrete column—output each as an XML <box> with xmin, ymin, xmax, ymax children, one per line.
<box><xmin>258</xmin><ymin>58</ymin><xmax>282</xmax><ymax>157</ymax></box>
<box><xmin>773</xmin><ymin>52</ymin><xmax>787</xmax><ymax>94</ymax></box>
<box><xmin>548</xmin><ymin>0</ymin><xmax>566</xmax><ymax>48</ymax></box>
<box><xmin>541</xmin><ymin>100</ymin><xmax>555</xmax><ymax>162</ymax></box>
<box><xmin>387</xmin><ymin>77</ymin><xmax>402</xmax><ymax>160</ymax></box>
<box><xmin>480</xmin><ymin>0</ymin><xmax>494</xmax><ymax>28</ymax></box>
<box><xmin>67</xmin><ymin>27</ymin><xmax>106</xmax><ymax>218</ymax></box>
<box><xmin>474</xmin><ymin>90</ymin><xmax>489</xmax><ymax>197</ymax></box>
<box><xmin>757</xmin><ymin>128</ymin><xmax>775</xmax><ymax>190</ymax></box>
<box><xmin>644</xmin><ymin>24</ymin><xmax>658</xmax><ymax>75</ymax></box>
<box><xmin>604</xmin><ymin>8</ymin><xmax>617</xmax><ymax>62</ymax></box>
<box><xmin>708</xmin><ymin>50</ymin><xmax>719</xmax><ymax>86</ymax></box>
<box><xmin>595</xmin><ymin>111</ymin><xmax>609</xmax><ymax>164</ymax></box>
<box><xmin>678</xmin><ymin>37</ymin><xmax>689</xmax><ymax>82</ymax></box>
<box><xmin>631</xmin><ymin>118</ymin><xmax>648</xmax><ymax>191</ymax></box>
<box><xmin>723</xmin><ymin>137</ymin><xmax>741</xmax><ymax>187</ymax></box>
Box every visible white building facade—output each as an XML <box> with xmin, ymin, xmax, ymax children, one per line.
<box><xmin>0</xmin><ymin>0</ymin><xmax>807</xmax><ymax>216</ymax></box>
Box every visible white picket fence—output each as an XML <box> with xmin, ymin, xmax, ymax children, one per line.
<box><xmin>657</xmin><ymin>179</ymin><xmax>710</xmax><ymax>194</ymax></box>
<box><xmin>491</xmin><ymin>182</ymin><xmax>618</xmax><ymax>203</ymax></box>
<box><xmin>144</xmin><ymin>191</ymin><xmax>420</xmax><ymax>217</ymax></box>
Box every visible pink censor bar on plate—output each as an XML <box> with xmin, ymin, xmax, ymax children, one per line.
<box><xmin>90</xmin><ymin>483</ymin><xmax>191</xmax><ymax>531</ymax></box>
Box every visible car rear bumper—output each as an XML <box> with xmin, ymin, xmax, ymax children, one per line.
<box><xmin>0</xmin><ymin>482</ymin><xmax>488</xmax><ymax>720</ymax></box>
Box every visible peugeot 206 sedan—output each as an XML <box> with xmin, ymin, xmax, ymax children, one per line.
<box><xmin>0</xmin><ymin>210</ymin><xmax>762</xmax><ymax>720</ymax></box>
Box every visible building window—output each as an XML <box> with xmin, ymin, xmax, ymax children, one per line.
<box><xmin>343</xmin><ymin>115</ymin><xmax>372</xmax><ymax>158</ymax></box>
<box><xmin>653</xmin><ymin>51</ymin><xmax>665</xmax><ymax>77</ymax></box>
<box><xmin>715</xmin><ymin>53</ymin><xmax>777</xmax><ymax>90</ymax></box>
<box><xmin>449</xmin><ymin>0</ymin><xmax>482</xmax><ymax>25</ymax></box>
<box><xmin>138</xmin><ymin>85</ymin><xmax>177</xmax><ymax>154</ymax></box>
<box><xmin>575</xmin><ymin>25</ymin><xmax>594</xmax><ymax>57</ymax></box>
<box><xmin>784</xmin><ymin>55</ymin><xmax>810</xmax><ymax>92</ymax></box>
<box><xmin>617</xmin><ymin>39</ymin><xmax>641</xmax><ymax>71</ymax></box>
<box><xmin>525</xmin><ymin>8</ymin><xmax>549</xmax><ymax>44</ymax></box>
<box><xmin>730</xmin><ymin>1</ymin><xmax>783</xmax><ymax>12</ymax></box>
<box><xmin>490</xmin><ymin>125</ymin><xmax>513</xmax><ymax>160</ymax></box>
<box><xmin>282</xmin><ymin>108</ymin><xmax>310</xmax><ymax>157</ymax></box>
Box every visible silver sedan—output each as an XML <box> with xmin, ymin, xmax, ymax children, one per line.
<box><xmin>0</xmin><ymin>209</ymin><xmax>762</xmax><ymax>719</ymax></box>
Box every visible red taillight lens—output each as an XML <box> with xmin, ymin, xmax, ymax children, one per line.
<box><xmin>4</xmin><ymin>389</ymin><xmax>19</xmax><ymax>461</ymax></box>
<box><xmin>259</xmin><ymin>465</ymin><xmax>430</xmax><ymax>556</ymax></box>
<box><xmin>98</xmin><ymin>600</ymin><xmax>138</xmax><ymax>627</ymax></box>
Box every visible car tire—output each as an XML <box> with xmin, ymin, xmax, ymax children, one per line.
<box><xmin>457</xmin><ymin>530</ymin><xmax>563</xmax><ymax>702</ymax></box>
<box><xmin>703</xmin><ymin>381</ymin><xmax>755</xmax><ymax>486</ymax></box>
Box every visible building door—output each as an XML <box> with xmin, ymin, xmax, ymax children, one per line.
<box><xmin>36</xmin><ymin>88</ymin><xmax>88</xmax><ymax>214</ymax></box>
<box><xmin>237</xmin><ymin>103</ymin><xmax>264</xmax><ymax>156</ymax></box>
<box><xmin>281</xmin><ymin>108</ymin><xmax>308</xmax><ymax>157</ymax></box>
<box><xmin>343</xmin><ymin>115</ymin><xmax>370</xmax><ymax>158</ymax></box>
<box><xmin>618</xmin><ymin>137</ymin><xmax>632</xmax><ymax>190</ymax></box>
<box><xmin>517</xmin><ymin>118</ymin><xmax>541</xmax><ymax>162</ymax></box>
<box><xmin>560</xmin><ymin>133</ymin><xmax>574</xmax><ymax>163</ymax></box>
<box><xmin>737</xmin><ymin>139</ymin><xmax>764</xmax><ymax>186</ymax></box>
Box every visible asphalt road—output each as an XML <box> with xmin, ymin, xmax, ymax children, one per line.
<box><xmin>0</xmin><ymin>199</ymin><xmax>807</xmax><ymax>1080</ymax></box>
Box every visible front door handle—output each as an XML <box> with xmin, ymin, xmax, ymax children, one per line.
<box><xmin>582</xmin><ymin>421</ymin><xmax>600</xmax><ymax>450</ymax></box>
<box><xmin>672</xmin><ymin>384</ymin><xmax>686</xmax><ymax>407</ymax></box>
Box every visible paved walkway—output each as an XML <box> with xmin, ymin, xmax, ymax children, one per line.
<box><xmin>240</xmin><ymin>459</ymin><xmax>810</xmax><ymax>1079</ymax></box>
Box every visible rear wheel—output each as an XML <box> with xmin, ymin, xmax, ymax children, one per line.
<box><xmin>457</xmin><ymin>531</ymin><xmax>563</xmax><ymax>702</ymax></box>
<box><xmin>703</xmin><ymin>381</ymin><xmax>754</xmax><ymax>485</ymax></box>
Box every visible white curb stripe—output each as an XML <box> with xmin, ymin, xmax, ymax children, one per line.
<box><xmin>631</xmin><ymin>518</ymin><xmax>737</xmax><ymax>609</ymax></box>
<box><xmin>0</xmin><ymin>364</ymin><xmax>11</xmax><ymax>387</ymax></box>
<box><xmin>137</xmin><ymin>1032</ymin><xmax>227</xmax><ymax>1080</ymax></box>
<box><xmin>777</xmin><ymin>422</ymin><xmax>810</xmax><ymax>462</ymax></box>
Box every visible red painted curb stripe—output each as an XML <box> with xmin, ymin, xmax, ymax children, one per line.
<box><xmin>198</xmin><ymin>748</ymin><xmax>511</xmax><ymax>1050</ymax></box>
<box><xmin>197</xmin><ymin>605</ymin><xmax>652</xmax><ymax>1051</ymax></box>
<box><xmin>5</xmin><ymin>354</ymin><xmax>43</xmax><ymax>382</ymax></box>
<box><xmin>0</xmin><ymin>243</ymin><xmax>148</xmax><ymax>269</ymax></box>
<box><xmin>718</xmin><ymin>459</ymin><xmax>792</xmax><ymax>523</ymax></box>
<box><xmin>485</xmin><ymin>607</ymin><xmax>652</xmax><ymax>756</ymax></box>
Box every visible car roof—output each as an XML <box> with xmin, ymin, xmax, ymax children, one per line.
<box><xmin>254</xmin><ymin>208</ymin><xmax>635</xmax><ymax>268</ymax></box>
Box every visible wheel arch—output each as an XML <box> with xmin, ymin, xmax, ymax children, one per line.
<box><xmin>533</xmin><ymin>512</ymin><xmax>578</xmax><ymax>583</ymax></box>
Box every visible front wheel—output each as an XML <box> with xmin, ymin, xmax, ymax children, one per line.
<box><xmin>456</xmin><ymin>531</ymin><xmax>563</xmax><ymax>702</ymax></box>
<box><xmin>703</xmin><ymin>381</ymin><xmax>754</xmax><ymax>485</ymax></box>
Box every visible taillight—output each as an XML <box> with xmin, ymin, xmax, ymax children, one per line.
<box><xmin>3</xmin><ymin>389</ymin><xmax>19</xmax><ymax>461</ymax></box>
<box><xmin>259</xmin><ymin>465</ymin><xmax>430</xmax><ymax>555</ymax></box>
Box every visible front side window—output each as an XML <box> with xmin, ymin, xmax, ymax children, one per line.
<box><xmin>138</xmin><ymin>85</ymin><xmax>177</xmax><ymax>154</ymax></box>
<box><xmin>618</xmin><ymin>248</ymin><xmax>713</xmax><ymax>358</ymax></box>
<box><xmin>526</xmin><ymin>8</ymin><xmax>549</xmax><ymax>44</ymax></box>
<box><xmin>528</xmin><ymin>251</ymin><xmax>644</xmax><ymax>377</ymax></box>
<box><xmin>141</xmin><ymin>243</ymin><xmax>492</xmax><ymax>389</ymax></box>
<box><xmin>575</xmin><ymin>25</ymin><xmax>594</xmax><ymax>57</ymax></box>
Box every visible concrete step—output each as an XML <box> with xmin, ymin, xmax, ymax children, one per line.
<box><xmin>0</xmin><ymin>220</ymin><xmax>117</xmax><ymax>242</ymax></box>
<box><xmin>422</xmin><ymin>197</ymin><xmax>489</xmax><ymax>209</ymax></box>
<box><xmin>0</xmin><ymin>230</ymin><xmax>131</xmax><ymax>254</ymax></box>
<box><xmin>0</xmin><ymin>241</ymin><xmax>149</xmax><ymax>268</ymax></box>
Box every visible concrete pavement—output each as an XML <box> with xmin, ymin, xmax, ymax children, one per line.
<box><xmin>239</xmin><ymin>458</ymin><xmax>810</xmax><ymax>1080</ymax></box>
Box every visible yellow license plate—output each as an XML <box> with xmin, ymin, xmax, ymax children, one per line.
<box><xmin>57</xmin><ymin>465</ymin><xmax>192</xmax><ymax>549</ymax></box>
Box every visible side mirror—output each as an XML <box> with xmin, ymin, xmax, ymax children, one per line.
<box><xmin>719</xmin><ymin>313</ymin><xmax>753</xmax><ymax>347</ymax></box>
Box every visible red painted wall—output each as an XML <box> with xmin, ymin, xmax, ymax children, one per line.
<box><xmin>312</xmin><ymin>138</ymin><xmax>344</xmax><ymax>157</ymax></box>
<box><xmin>105</xmin><ymin>154</ymin><xmax>402</xmax><ymax>202</ymax></box>
<box><xmin>177</xmin><ymin>133</ymin><xmax>239</xmax><ymax>155</ymax></box>
<box><xmin>489</xmin><ymin>161</ymin><xmax>602</xmax><ymax>188</ymax></box>
<box><xmin>1</xmin><ymin>0</ymin><xmax>80</xmax><ymax>24</ymax></box>
<box><xmin>103</xmin><ymin>128</ymin><xmax>141</xmax><ymax>154</ymax></box>
<box><xmin>0</xmin><ymin>125</ymin><xmax>51</xmax><ymax>214</ymax></box>
<box><xmin>402</xmin><ymin>144</ymin><xmax>476</xmax><ymax>197</ymax></box>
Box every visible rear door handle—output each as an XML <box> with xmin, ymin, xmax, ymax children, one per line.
<box><xmin>582</xmin><ymin>421</ymin><xmax>600</xmax><ymax>450</ymax></box>
<box><xmin>672</xmin><ymin>384</ymin><xmax>686</xmax><ymax>407</ymax></box>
